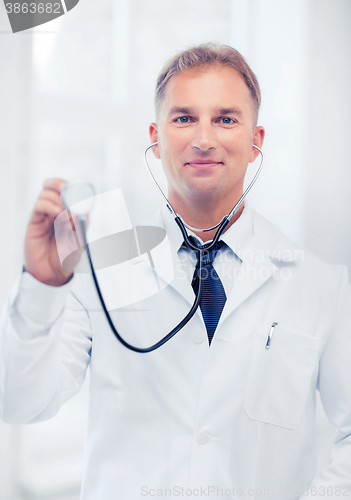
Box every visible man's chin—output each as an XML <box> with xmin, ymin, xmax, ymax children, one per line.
<box><xmin>184</xmin><ymin>184</ymin><xmax>221</xmax><ymax>202</ymax></box>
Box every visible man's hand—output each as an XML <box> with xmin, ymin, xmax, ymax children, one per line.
<box><xmin>24</xmin><ymin>178</ymin><xmax>83</xmax><ymax>286</ymax></box>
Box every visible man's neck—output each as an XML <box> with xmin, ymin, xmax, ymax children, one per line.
<box><xmin>169</xmin><ymin>193</ymin><xmax>244</xmax><ymax>242</ymax></box>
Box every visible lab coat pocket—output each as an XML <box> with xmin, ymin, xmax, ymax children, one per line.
<box><xmin>244</xmin><ymin>325</ymin><xmax>319</xmax><ymax>429</ymax></box>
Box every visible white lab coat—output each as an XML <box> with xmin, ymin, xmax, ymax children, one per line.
<box><xmin>0</xmin><ymin>206</ymin><xmax>350</xmax><ymax>500</ymax></box>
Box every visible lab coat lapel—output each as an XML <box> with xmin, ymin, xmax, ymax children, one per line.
<box><xmin>167</xmin><ymin>249</ymin><xmax>197</xmax><ymax>307</ymax></box>
<box><xmin>144</xmin><ymin>208</ymin><xmax>198</xmax><ymax>309</ymax></box>
<box><xmin>219</xmin><ymin>235</ymin><xmax>278</xmax><ymax>326</ymax></box>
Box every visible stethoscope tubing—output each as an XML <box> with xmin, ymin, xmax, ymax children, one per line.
<box><xmin>144</xmin><ymin>143</ymin><xmax>264</xmax><ymax>234</ymax></box>
<box><xmin>79</xmin><ymin>217</ymin><xmax>206</xmax><ymax>353</ymax></box>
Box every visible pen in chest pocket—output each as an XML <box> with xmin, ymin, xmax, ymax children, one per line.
<box><xmin>265</xmin><ymin>322</ymin><xmax>278</xmax><ymax>349</ymax></box>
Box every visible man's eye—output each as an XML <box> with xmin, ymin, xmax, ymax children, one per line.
<box><xmin>176</xmin><ymin>116</ymin><xmax>190</xmax><ymax>124</ymax></box>
<box><xmin>220</xmin><ymin>117</ymin><xmax>234</xmax><ymax>124</ymax></box>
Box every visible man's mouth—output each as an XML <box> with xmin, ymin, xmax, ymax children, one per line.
<box><xmin>185</xmin><ymin>159</ymin><xmax>223</xmax><ymax>168</ymax></box>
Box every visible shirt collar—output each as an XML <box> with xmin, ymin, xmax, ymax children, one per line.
<box><xmin>161</xmin><ymin>202</ymin><xmax>254</xmax><ymax>263</ymax></box>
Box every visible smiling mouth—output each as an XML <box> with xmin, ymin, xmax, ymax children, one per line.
<box><xmin>185</xmin><ymin>160</ymin><xmax>223</xmax><ymax>168</ymax></box>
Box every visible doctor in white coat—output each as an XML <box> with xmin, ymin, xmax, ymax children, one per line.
<box><xmin>1</xmin><ymin>44</ymin><xmax>351</xmax><ymax>500</ymax></box>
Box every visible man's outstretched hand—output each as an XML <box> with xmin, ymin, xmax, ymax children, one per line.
<box><xmin>24</xmin><ymin>178</ymin><xmax>83</xmax><ymax>286</ymax></box>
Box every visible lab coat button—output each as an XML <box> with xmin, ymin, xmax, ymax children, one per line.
<box><xmin>196</xmin><ymin>431</ymin><xmax>210</xmax><ymax>444</ymax></box>
<box><xmin>192</xmin><ymin>331</ymin><xmax>205</xmax><ymax>343</ymax></box>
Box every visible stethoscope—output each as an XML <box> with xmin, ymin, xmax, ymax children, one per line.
<box><xmin>62</xmin><ymin>143</ymin><xmax>264</xmax><ymax>353</ymax></box>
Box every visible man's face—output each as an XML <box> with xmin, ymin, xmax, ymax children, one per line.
<box><xmin>149</xmin><ymin>65</ymin><xmax>264</xmax><ymax>208</ymax></box>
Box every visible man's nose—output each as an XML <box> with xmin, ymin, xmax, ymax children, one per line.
<box><xmin>191</xmin><ymin>122</ymin><xmax>216</xmax><ymax>152</ymax></box>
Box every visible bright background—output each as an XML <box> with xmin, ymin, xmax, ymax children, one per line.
<box><xmin>0</xmin><ymin>0</ymin><xmax>350</xmax><ymax>498</ymax></box>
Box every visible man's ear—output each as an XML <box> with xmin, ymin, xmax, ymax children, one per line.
<box><xmin>149</xmin><ymin>123</ymin><xmax>160</xmax><ymax>159</ymax></box>
<box><xmin>249</xmin><ymin>126</ymin><xmax>265</xmax><ymax>163</ymax></box>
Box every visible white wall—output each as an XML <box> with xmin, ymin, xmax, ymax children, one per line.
<box><xmin>303</xmin><ymin>0</ymin><xmax>351</xmax><ymax>269</ymax></box>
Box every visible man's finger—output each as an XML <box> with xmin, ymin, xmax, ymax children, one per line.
<box><xmin>42</xmin><ymin>178</ymin><xmax>67</xmax><ymax>194</ymax></box>
<box><xmin>38</xmin><ymin>190</ymin><xmax>66</xmax><ymax>210</ymax></box>
<box><xmin>32</xmin><ymin>199</ymin><xmax>63</xmax><ymax>219</ymax></box>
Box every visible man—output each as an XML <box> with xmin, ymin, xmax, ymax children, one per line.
<box><xmin>0</xmin><ymin>44</ymin><xmax>350</xmax><ymax>499</ymax></box>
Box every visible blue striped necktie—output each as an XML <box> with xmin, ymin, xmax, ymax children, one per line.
<box><xmin>190</xmin><ymin>236</ymin><xmax>227</xmax><ymax>345</ymax></box>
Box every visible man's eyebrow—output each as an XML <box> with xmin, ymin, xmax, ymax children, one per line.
<box><xmin>218</xmin><ymin>107</ymin><xmax>243</xmax><ymax>115</ymax></box>
<box><xmin>167</xmin><ymin>106</ymin><xmax>244</xmax><ymax>116</ymax></box>
<box><xmin>168</xmin><ymin>106</ymin><xmax>194</xmax><ymax>116</ymax></box>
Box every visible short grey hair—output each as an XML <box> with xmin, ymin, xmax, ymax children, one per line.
<box><xmin>155</xmin><ymin>43</ymin><xmax>261</xmax><ymax>124</ymax></box>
